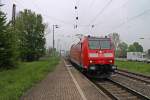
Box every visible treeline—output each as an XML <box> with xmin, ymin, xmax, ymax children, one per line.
<box><xmin>0</xmin><ymin>9</ymin><xmax>46</xmax><ymax>68</ymax></box>
<box><xmin>109</xmin><ymin>33</ymin><xmax>144</xmax><ymax>58</ymax></box>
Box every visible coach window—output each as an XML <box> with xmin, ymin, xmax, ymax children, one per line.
<box><xmin>77</xmin><ymin>42</ymin><xmax>80</xmax><ymax>50</ymax></box>
<box><xmin>81</xmin><ymin>42</ymin><xmax>82</xmax><ymax>50</ymax></box>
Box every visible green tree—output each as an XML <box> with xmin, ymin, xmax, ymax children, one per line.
<box><xmin>0</xmin><ymin>11</ymin><xmax>18</xmax><ymax>68</ymax></box>
<box><xmin>128</xmin><ymin>42</ymin><xmax>143</xmax><ymax>52</ymax></box>
<box><xmin>133</xmin><ymin>42</ymin><xmax>143</xmax><ymax>52</ymax></box>
<box><xmin>128</xmin><ymin>45</ymin><xmax>136</xmax><ymax>52</ymax></box>
<box><xmin>117</xmin><ymin>42</ymin><xmax>128</xmax><ymax>58</ymax></box>
<box><xmin>15</xmin><ymin>9</ymin><xmax>46</xmax><ymax>61</ymax></box>
<box><xmin>108</xmin><ymin>33</ymin><xmax>120</xmax><ymax>50</ymax></box>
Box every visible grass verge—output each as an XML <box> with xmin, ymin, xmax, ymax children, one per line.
<box><xmin>115</xmin><ymin>60</ymin><xmax>150</xmax><ymax>75</ymax></box>
<box><xmin>0</xmin><ymin>56</ymin><xmax>60</xmax><ymax>100</ymax></box>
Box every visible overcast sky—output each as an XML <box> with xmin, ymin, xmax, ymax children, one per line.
<box><xmin>1</xmin><ymin>0</ymin><xmax>150</xmax><ymax>51</ymax></box>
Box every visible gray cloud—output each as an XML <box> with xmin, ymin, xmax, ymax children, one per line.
<box><xmin>2</xmin><ymin>0</ymin><xmax>150</xmax><ymax>50</ymax></box>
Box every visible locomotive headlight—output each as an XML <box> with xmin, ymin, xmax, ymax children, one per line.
<box><xmin>89</xmin><ymin>53</ymin><xmax>99</xmax><ymax>57</ymax></box>
<box><xmin>109</xmin><ymin>60</ymin><xmax>112</xmax><ymax>63</ymax></box>
<box><xmin>104</xmin><ymin>53</ymin><xmax>113</xmax><ymax>57</ymax></box>
<box><xmin>90</xmin><ymin>60</ymin><xmax>93</xmax><ymax>63</ymax></box>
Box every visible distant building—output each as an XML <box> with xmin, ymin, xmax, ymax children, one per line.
<box><xmin>127</xmin><ymin>52</ymin><xmax>146</xmax><ymax>61</ymax></box>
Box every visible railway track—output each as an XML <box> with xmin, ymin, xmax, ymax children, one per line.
<box><xmin>93</xmin><ymin>78</ymin><xmax>150</xmax><ymax>100</ymax></box>
<box><xmin>116</xmin><ymin>69</ymin><xmax>150</xmax><ymax>84</ymax></box>
<box><xmin>68</xmin><ymin>59</ymin><xmax>150</xmax><ymax>100</ymax></box>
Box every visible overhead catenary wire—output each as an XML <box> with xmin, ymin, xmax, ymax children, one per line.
<box><xmin>17</xmin><ymin>0</ymin><xmax>86</xmax><ymax>28</ymax></box>
<box><xmin>16</xmin><ymin>0</ymin><xmax>75</xmax><ymax>26</ymax></box>
<box><xmin>77</xmin><ymin>0</ymin><xmax>96</xmax><ymax>26</ymax></box>
<box><xmin>15</xmin><ymin>0</ymin><xmax>109</xmax><ymax>29</ymax></box>
<box><xmin>31</xmin><ymin>0</ymin><xmax>75</xmax><ymax>26</ymax></box>
<box><xmin>14</xmin><ymin>0</ymin><xmax>150</xmax><ymax>35</ymax></box>
<box><xmin>94</xmin><ymin>0</ymin><xmax>130</xmax><ymax>26</ymax></box>
<box><xmin>92</xmin><ymin>0</ymin><xmax>148</xmax><ymax>33</ymax></box>
<box><xmin>87</xmin><ymin>0</ymin><xmax>96</xmax><ymax>10</ymax></box>
<box><xmin>29</xmin><ymin>0</ymin><xmax>90</xmax><ymax>29</ymax></box>
<box><xmin>14</xmin><ymin>0</ymin><xmax>67</xmax><ymax>38</ymax></box>
<box><xmin>88</xmin><ymin>0</ymin><xmax>112</xmax><ymax>26</ymax></box>
<box><xmin>16</xmin><ymin>0</ymin><xmax>90</xmax><ymax>30</ymax></box>
<box><xmin>110</xmin><ymin>8</ymin><xmax>150</xmax><ymax>31</ymax></box>
<box><xmin>79</xmin><ymin>0</ymin><xmax>130</xmax><ymax>28</ymax></box>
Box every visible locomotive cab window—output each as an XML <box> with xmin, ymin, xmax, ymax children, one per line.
<box><xmin>100</xmin><ymin>40</ymin><xmax>111</xmax><ymax>49</ymax></box>
<box><xmin>89</xmin><ymin>40</ymin><xmax>100</xmax><ymax>49</ymax></box>
<box><xmin>89</xmin><ymin>39</ymin><xmax>111</xmax><ymax>50</ymax></box>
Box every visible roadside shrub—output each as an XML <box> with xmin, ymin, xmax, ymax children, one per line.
<box><xmin>0</xmin><ymin>11</ymin><xmax>19</xmax><ymax>68</ymax></box>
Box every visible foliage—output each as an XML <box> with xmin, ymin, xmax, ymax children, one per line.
<box><xmin>116</xmin><ymin>42</ymin><xmax>128</xmax><ymax>58</ymax></box>
<box><xmin>128</xmin><ymin>42</ymin><xmax>143</xmax><ymax>52</ymax></box>
<box><xmin>108</xmin><ymin>33</ymin><xmax>120</xmax><ymax>50</ymax></box>
<box><xmin>115</xmin><ymin>60</ymin><xmax>150</xmax><ymax>75</ymax></box>
<box><xmin>0</xmin><ymin>11</ymin><xmax>19</xmax><ymax>68</ymax></box>
<box><xmin>0</xmin><ymin>56</ymin><xmax>60</xmax><ymax>100</ymax></box>
<box><xmin>15</xmin><ymin>9</ymin><xmax>46</xmax><ymax>61</ymax></box>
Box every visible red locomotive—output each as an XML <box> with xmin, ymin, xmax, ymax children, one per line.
<box><xmin>70</xmin><ymin>35</ymin><xmax>116</xmax><ymax>78</ymax></box>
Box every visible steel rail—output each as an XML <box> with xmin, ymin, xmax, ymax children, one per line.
<box><xmin>92</xmin><ymin>78</ymin><xmax>150</xmax><ymax>100</ymax></box>
<box><xmin>67</xmin><ymin>59</ymin><xmax>150</xmax><ymax>100</ymax></box>
<box><xmin>108</xmin><ymin>78</ymin><xmax>150</xmax><ymax>100</ymax></box>
<box><xmin>117</xmin><ymin>69</ymin><xmax>150</xmax><ymax>84</ymax></box>
<box><xmin>92</xmin><ymin>80</ymin><xmax>119</xmax><ymax>100</ymax></box>
<box><xmin>118</xmin><ymin>69</ymin><xmax>150</xmax><ymax>78</ymax></box>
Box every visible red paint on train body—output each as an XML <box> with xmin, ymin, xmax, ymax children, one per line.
<box><xmin>70</xmin><ymin>36</ymin><xmax>116</xmax><ymax>78</ymax></box>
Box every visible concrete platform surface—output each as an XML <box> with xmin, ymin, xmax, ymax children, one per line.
<box><xmin>21</xmin><ymin>60</ymin><xmax>110</xmax><ymax>100</ymax></box>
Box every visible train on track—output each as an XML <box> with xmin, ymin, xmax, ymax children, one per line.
<box><xmin>69</xmin><ymin>35</ymin><xmax>117</xmax><ymax>78</ymax></box>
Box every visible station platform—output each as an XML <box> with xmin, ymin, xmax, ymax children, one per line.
<box><xmin>21</xmin><ymin>59</ymin><xmax>110</xmax><ymax>100</ymax></box>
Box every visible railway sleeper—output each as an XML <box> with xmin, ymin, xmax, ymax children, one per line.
<box><xmin>111</xmin><ymin>90</ymin><xmax>127</xmax><ymax>94</ymax></box>
<box><xmin>105</xmin><ymin>88</ymin><xmax>124</xmax><ymax>92</ymax></box>
<box><xmin>116</xmin><ymin>96</ymin><xmax>139</xmax><ymax>100</ymax></box>
<box><xmin>114</xmin><ymin>93</ymin><xmax>138</xmax><ymax>98</ymax></box>
<box><xmin>103</xmin><ymin>85</ymin><xmax>118</xmax><ymax>88</ymax></box>
<box><xmin>119</xmin><ymin>93</ymin><xmax>136</xmax><ymax>97</ymax></box>
<box><xmin>117</xmin><ymin>70</ymin><xmax>150</xmax><ymax>85</ymax></box>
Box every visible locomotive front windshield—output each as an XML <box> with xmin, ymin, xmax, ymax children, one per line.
<box><xmin>89</xmin><ymin>39</ymin><xmax>111</xmax><ymax>49</ymax></box>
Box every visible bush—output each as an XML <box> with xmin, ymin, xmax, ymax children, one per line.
<box><xmin>0</xmin><ymin>11</ymin><xmax>19</xmax><ymax>68</ymax></box>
